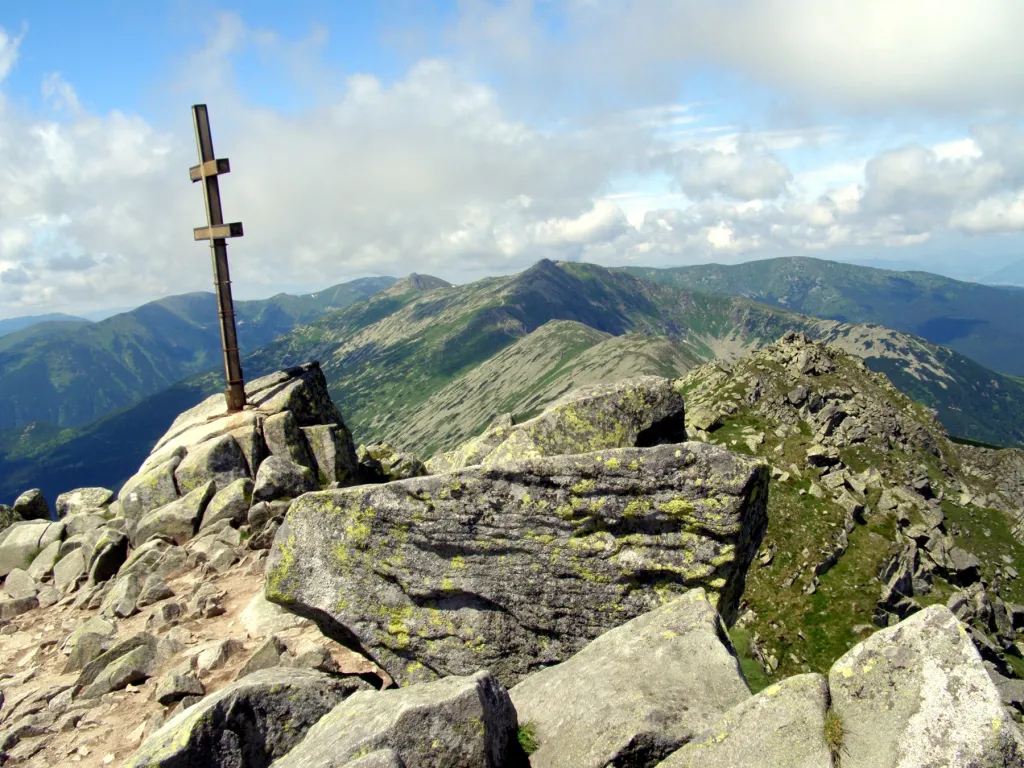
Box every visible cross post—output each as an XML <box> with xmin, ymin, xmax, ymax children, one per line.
<box><xmin>190</xmin><ymin>104</ymin><xmax>247</xmax><ymax>412</ymax></box>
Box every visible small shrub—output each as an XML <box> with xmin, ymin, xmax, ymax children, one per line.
<box><xmin>517</xmin><ymin>721</ymin><xmax>540</xmax><ymax>755</ymax></box>
<box><xmin>824</xmin><ymin>708</ymin><xmax>845</xmax><ymax>764</ymax></box>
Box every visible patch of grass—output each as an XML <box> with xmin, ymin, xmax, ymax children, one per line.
<box><xmin>824</xmin><ymin>708</ymin><xmax>845</xmax><ymax>764</ymax></box>
<box><xmin>729</xmin><ymin>627</ymin><xmax>771</xmax><ymax>693</ymax></box>
<box><xmin>517</xmin><ymin>721</ymin><xmax>540</xmax><ymax>755</ymax></box>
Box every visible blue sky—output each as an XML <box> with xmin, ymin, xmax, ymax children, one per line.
<box><xmin>2</xmin><ymin>1</ymin><xmax>1024</xmax><ymax>317</ymax></box>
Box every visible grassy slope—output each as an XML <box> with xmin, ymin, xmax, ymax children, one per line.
<box><xmin>622</xmin><ymin>256</ymin><xmax>1024</xmax><ymax>377</ymax></box>
<box><xmin>679</xmin><ymin>345</ymin><xmax>1024</xmax><ymax>687</ymax></box>
<box><xmin>0</xmin><ymin>276</ymin><xmax>397</xmax><ymax>431</ymax></box>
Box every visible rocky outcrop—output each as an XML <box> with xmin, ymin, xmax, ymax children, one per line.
<box><xmin>12</xmin><ymin>490</ymin><xmax>49</xmax><ymax>522</ymax></box>
<box><xmin>267</xmin><ymin>441</ymin><xmax>768</xmax><ymax>687</ymax></box>
<box><xmin>427</xmin><ymin>376</ymin><xmax>686</xmax><ymax>472</ymax></box>
<box><xmin>510</xmin><ymin>589</ymin><xmax>750</xmax><ymax>768</ymax></box>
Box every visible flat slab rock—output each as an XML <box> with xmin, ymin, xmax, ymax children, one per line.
<box><xmin>510</xmin><ymin>589</ymin><xmax>751</xmax><ymax>768</ymax></box>
<box><xmin>266</xmin><ymin>441</ymin><xmax>768</xmax><ymax>687</ymax></box>
<box><xmin>830</xmin><ymin>604</ymin><xmax>1024</xmax><ymax>767</ymax></box>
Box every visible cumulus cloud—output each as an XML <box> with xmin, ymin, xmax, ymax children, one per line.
<box><xmin>450</xmin><ymin>0</ymin><xmax>1024</xmax><ymax>115</ymax></box>
<box><xmin>3</xmin><ymin>7</ymin><xmax>1024</xmax><ymax>317</ymax></box>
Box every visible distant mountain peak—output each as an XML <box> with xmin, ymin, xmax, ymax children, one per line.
<box><xmin>392</xmin><ymin>274</ymin><xmax>451</xmax><ymax>294</ymax></box>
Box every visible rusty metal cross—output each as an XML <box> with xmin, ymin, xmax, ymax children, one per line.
<box><xmin>190</xmin><ymin>104</ymin><xmax>247</xmax><ymax>412</ymax></box>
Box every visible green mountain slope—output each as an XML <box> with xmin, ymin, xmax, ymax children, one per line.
<box><xmin>0</xmin><ymin>313</ymin><xmax>91</xmax><ymax>337</ymax></box>
<box><xmin>621</xmin><ymin>256</ymin><xmax>1024</xmax><ymax>376</ymax></box>
<box><xmin>5</xmin><ymin>260</ymin><xmax>1024</xmax><ymax>507</ymax></box>
<box><xmin>0</xmin><ymin>276</ymin><xmax>397</xmax><ymax>430</ymax></box>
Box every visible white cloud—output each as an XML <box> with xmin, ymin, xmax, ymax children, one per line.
<box><xmin>451</xmin><ymin>0</ymin><xmax>1024</xmax><ymax>115</ymax></box>
<box><xmin>3</xmin><ymin>8</ymin><xmax>1024</xmax><ymax>317</ymax></box>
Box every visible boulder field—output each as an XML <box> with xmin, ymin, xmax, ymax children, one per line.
<box><xmin>0</xmin><ymin>358</ymin><xmax>1021</xmax><ymax>766</ymax></box>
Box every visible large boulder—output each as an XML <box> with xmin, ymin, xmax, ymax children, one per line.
<box><xmin>657</xmin><ymin>673</ymin><xmax>831</xmax><ymax>768</ymax></box>
<box><xmin>253</xmin><ymin>456</ymin><xmax>317</xmax><ymax>503</ymax></box>
<box><xmin>134</xmin><ymin>481</ymin><xmax>215</xmax><ymax>546</ymax></box>
<box><xmin>429</xmin><ymin>377</ymin><xmax>685</xmax><ymax>472</ymax></box>
<box><xmin>829</xmin><ymin>604</ymin><xmax>1024</xmax><ymax>767</ymax></box>
<box><xmin>118</xmin><ymin>451</ymin><xmax>183</xmax><ymax>522</ymax></box>
<box><xmin>263</xmin><ymin>410</ymin><xmax>315</xmax><ymax>468</ymax></box>
<box><xmin>303</xmin><ymin>423</ymin><xmax>359</xmax><ymax>486</ymax></box>
<box><xmin>267</xmin><ymin>441</ymin><xmax>768</xmax><ymax>687</ymax></box>
<box><xmin>510</xmin><ymin>589</ymin><xmax>751</xmax><ymax>768</ymax></box>
<box><xmin>174</xmin><ymin>434</ymin><xmax>250</xmax><ymax>495</ymax></box>
<box><xmin>12</xmin><ymin>489</ymin><xmax>49</xmax><ymax>521</ymax></box>
<box><xmin>123</xmin><ymin>667</ymin><xmax>368</xmax><ymax>768</ymax></box>
<box><xmin>201</xmin><ymin>478</ymin><xmax>254</xmax><ymax>530</ymax></box>
<box><xmin>75</xmin><ymin>633</ymin><xmax>158</xmax><ymax>699</ymax></box>
<box><xmin>55</xmin><ymin>487</ymin><xmax>113</xmax><ymax>518</ymax></box>
<box><xmin>0</xmin><ymin>504</ymin><xmax>21</xmax><ymax>534</ymax></box>
<box><xmin>0</xmin><ymin>520</ymin><xmax>65</xmax><ymax>577</ymax></box>
<box><xmin>274</xmin><ymin>671</ymin><xmax>519</xmax><ymax>768</ymax></box>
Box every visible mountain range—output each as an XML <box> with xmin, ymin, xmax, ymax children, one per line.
<box><xmin>4</xmin><ymin>258</ymin><xmax>1024</xmax><ymax>506</ymax></box>
<box><xmin>620</xmin><ymin>256</ymin><xmax>1024</xmax><ymax>376</ymax></box>
<box><xmin>0</xmin><ymin>276</ymin><xmax>397</xmax><ymax>431</ymax></box>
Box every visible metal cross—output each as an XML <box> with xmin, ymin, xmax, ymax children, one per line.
<box><xmin>190</xmin><ymin>104</ymin><xmax>247</xmax><ymax>412</ymax></box>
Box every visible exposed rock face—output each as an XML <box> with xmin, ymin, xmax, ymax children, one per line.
<box><xmin>510</xmin><ymin>590</ymin><xmax>750</xmax><ymax>768</ymax></box>
<box><xmin>267</xmin><ymin>441</ymin><xmax>768</xmax><ymax>687</ymax></box>
<box><xmin>274</xmin><ymin>671</ymin><xmax>519</xmax><ymax>768</ymax></box>
<box><xmin>0</xmin><ymin>521</ymin><xmax>65</xmax><ymax>577</ymax></box>
<box><xmin>658</xmin><ymin>673</ymin><xmax>832</xmax><ymax>768</ymax></box>
<box><xmin>357</xmin><ymin>442</ymin><xmax>427</xmax><ymax>482</ymax></box>
<box><xmin>12</xmin><ymin>489</ymin><xmax>49</xmax><ymax>522</ymax></box>
<box><xmin>829</xmin><ymin>604</ymin><xmax>1024</xmax><ymax>767</ymax></box>
<box><xmin>428</xmin><ymin>376</ymin><xmax>685</xmax><ymax>472</ymax></box>
<box><xmin>55</xmin><ymin>487</ymin><xmax>113</xmax><ymax>518</ymax></box>
<box><xmin>124</xmin><ymin>668</ymin><xmax>369</xmax><ymax>768</ymax></box>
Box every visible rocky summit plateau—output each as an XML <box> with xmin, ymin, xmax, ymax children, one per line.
<box><xmin>2</xmin><ymin>335</ymin><xmax>1024</xmax><ymax>767</ymax></box>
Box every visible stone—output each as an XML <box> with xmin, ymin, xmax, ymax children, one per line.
<box><xmin>174</xmin><ymin>433</ymin><xmax>250</xmax><ymax>495</ymax></box>
<box><xmin>239</xmin><ymin>592</ymin><xmax>310</xmax><ymax>637</ymax></box>
<box><xmin>135</xmin><ymin>481</ymin><xmax>215</xmax><ymax>546</ymax></box>
<box><xmin>252</xmin><ymin>455</ymin><xmax>317</xmax><ymax>503</ymax></box>
<box><xmin>247</xmin><ymin>362</ymin><xmax>346</xmax><ymax>427</ymax></box>
<box><xmin>425</xmin><ymin>414</ymin><xmax>516</xmax><ymax>473</ymax></box>
<box><xmin>188</xmin><ymin>582</ymin><xmax>226</xmax><ymax>619</ymax></box>
<box><xmin>55</xmin><ymin>487</ymin><xmax>113</xmax><ymax>518</ymax></box>
<box><xmin>356</xmin><ymin>442</ymin><xmax>427</xmax><ymax>482</ymax></box>
<box><xmin>248</xmin><ymin>519</ymin><xmax>281</xmax><ymax>551</ymax></box>
<box><xmin>687</xmin><ymin>407</ymin><xmax>722</xmax><ymax>432</ymax></box>
<box><xmin>122</xmin><ymin>667</ymin><xmax>368</xmax><ymax>768</ymax></box>
<box><xmin>2</xmin><ymin>568</ymin><xmax>37</xmax><ymax>600</ymax></box>
<box><xmin>76</xmin><ymin>633</ymin><xmax>158</xmax><ymax>699</ymax></box>
<box><xmin>0</xmin><ymin>504</ymin><xmax>22</xmax><ymax>534</ymax></box>
<box><xmin>829</xmin><ymin>604</ymin><xmax>1024</xmax><ymax>767</ymax></box>
<box><xmin>62</xmin><ymin>632</ymin><xmax>108</xmax><ymax>673</ymax></box>
<box><xmin>12</xmin><ymin>489</ymin><xmax>49</xmax><ymax>521</ymax></box>
<box><xmin>194</xmin><ymin>638</ymin><xmax>244</xmax><ymax>676</ymax></box>
<box><xmin>479</xmin><ymin>377</ymin><xmax>687</xmax><ymax>470</ymax></box>
<box><xmin>0</xmin><ymin>521</ymin><xmax>65</xmax><ymax>577</ymax></box>
<box><xmin>136</xmin><ymin>574</ymin><xmax>174</xmax><ymax>608</ymax></box>
<box><xmin>302</xmin><ymin>423</ymin><xmax>359</xmax><ymax>486</ymax></box>
<box><xmin>52</xmin><ymin>547</ymin><xmax>88</xmax><ymax>591</ymax></box>
<box><xmin>118</xmin><ymin>453</ymin><xmax>183</xmax><ymax>522</ymax></box>
<box><xmin>0</xmin><ymin>595</ymin><xmax>37</xmax><ymax>619</ymax></box>
<box><xmin>100</xmin><ymin>572</ymin><xmax>142</xmax><ymax>618</ymax></box>
<box><xmin>246</xmin><ymin>500</ymin><xmax>289</xmax><ymax>534</ymax></box>
<box><xmin>200</xmin><ymin>478</ymin><xmax>254</xmax><ymax>530</ymax></box>
<box><xmin>65</xmin><ymin>512</ymin><xmax>107</xmax><ymax>537</ymax></box>
<box><xmin>511</xmin><ymin>589</ymin><xmax>750</xmax><ymax>768</ymax></box>
<box><xmin>26</xmin><ymin>539</ymin><xmax>61</xmax><ymax>582</ymax></box>
<box><xmin>658</xmin><ymin>673</ymin><xmax>831</xmax><ymax>768</ymax></box>
<box><xmin>155</xmin><ymin>674</ymin><xmax>205</xmax><ymax>706</ymax></box>
<box><xmin>263</xmin><ymin>410</ymin><xmax>315</xmax><ymax>469</ymax></box>
<box><xmin>36</xmin><ymin>585</ymin><xmax>59</xmax><ymax>607</ymax></box>
<box><xmin>236</xmin><ymin>636</ymin><xmax>286</xmax><ymax>679</ymax></box>
<box><xmin>87</xmin><ymin>528</ymin><xmax>129</xmax><ymax>584</ymax></box>
<box><xmin>274</xmin><ymin>671</ymin><xmax>518</xmax><ymax>768</ymax></box>
<box><xmin>943</xmin><ymin>546</ymin><xmax>982</xmax><ymax>585</ymax></box>
<box><xmin>267</xmin><ymin>441</ymin><xmax>768</xmax><ymax>687</ymax></box>
<box><xmin>228</xmin><ymin>420</ymin><xmax>265</xmax><ymax>475</ymax></box>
